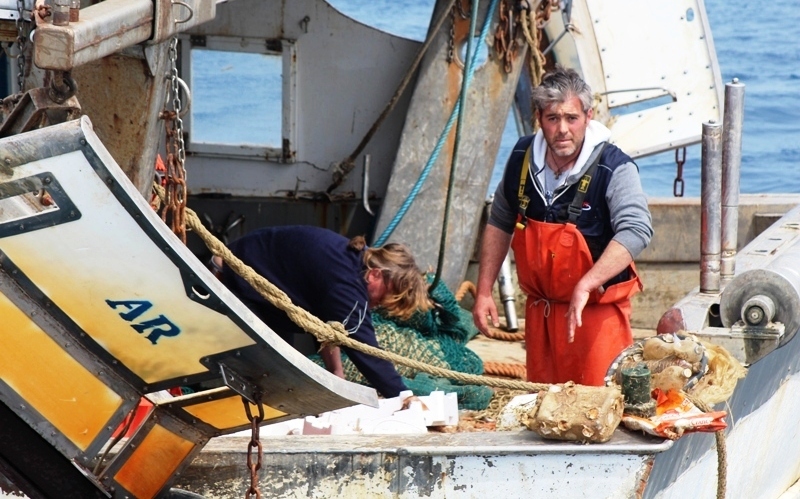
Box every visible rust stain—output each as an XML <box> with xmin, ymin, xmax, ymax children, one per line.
<box><xmin>80</xmin><ymin>16</ymin><xmax>152</xmax><ymax>51</ymax></box>
<box><xmin>635</xmin><ymin>456</ymin><xmax>655</xmax><ymax>499</ymax></box>
<box><xmin>72</xmin><ymin>51</ymin><xmax>160</xmax><ymax>193</ymax></box>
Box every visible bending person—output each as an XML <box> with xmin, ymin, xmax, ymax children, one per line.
<box><xmin>213</xmin><ymin>225</ymin><xmax>432</xmax><ymax>398</ymax></box>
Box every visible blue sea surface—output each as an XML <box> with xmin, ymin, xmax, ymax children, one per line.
<box><xmin>191</xmin><ymin>50</ymin><xmax>283</xmax><ymax>146</ymax></box>
<box><xmin>329</xmin><ymin>0</ymin><xmax>800</xmax><ymax>198</ymax></box>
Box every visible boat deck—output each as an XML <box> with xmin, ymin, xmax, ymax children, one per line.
<box><xmin>204</xmin><ymin>425</ymin><xmax>671</xmax><ymax>456</ymax></box>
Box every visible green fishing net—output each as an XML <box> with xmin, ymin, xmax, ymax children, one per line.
<box><xmin>311</xmin><ymin>276</ymin><xmax>493</xmax><ymax>410</ymax></box>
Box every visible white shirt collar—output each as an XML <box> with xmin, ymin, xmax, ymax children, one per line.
<box><xmin>532</xmin><ymin>120</ymin><xmax>612</xmax><ymax>180</ymax></box>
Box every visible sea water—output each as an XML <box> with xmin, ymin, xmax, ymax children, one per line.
<box><xmin>328</xmin><ymin>0</ymin><xmax>800</xmax><ymax>198</ymax></box>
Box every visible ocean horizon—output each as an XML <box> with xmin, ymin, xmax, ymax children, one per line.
<box><xmin>328</xmin><ymin>0</ymin><xmax>800</xmax><ymax>198</ymax></box>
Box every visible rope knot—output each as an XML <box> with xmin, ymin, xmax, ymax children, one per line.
<box><xmin>320</xmin><ymin>321</ymin><xmax>349</xmax><ymax>343</ymax></box>
<box><xmin>533</xmin><ymin>298</ymin><xmax>551</xmax><ymax>317</ymax></box>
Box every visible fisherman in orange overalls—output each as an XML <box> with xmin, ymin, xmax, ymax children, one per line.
<box><xmin>473</xmin><ymin>67</ymin><xmax>653</xmax><ymax>386</ymax></box>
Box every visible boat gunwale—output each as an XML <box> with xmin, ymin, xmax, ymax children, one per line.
<box><xmin>203</xmin><ymin>429</ymin><xmax>674</xmax><ymax>456</ymax></box>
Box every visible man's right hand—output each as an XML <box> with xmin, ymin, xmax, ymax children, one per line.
<box><xmin>472</xmin><ymin>224</ymin><xmax>513</xmax><ymax>336</ymax></box>
<box><xmin>472</xmin><ymin>293</ymin><xmax>500</xmax><ymax>336</ymax></box>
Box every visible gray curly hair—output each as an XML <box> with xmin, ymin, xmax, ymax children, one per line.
<box><xmin>531</xmin><ymin>65</ymin><xmax>593</xmax><ymax>113</ymax></box>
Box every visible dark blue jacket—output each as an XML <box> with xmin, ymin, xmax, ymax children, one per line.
<box><xmin>222</xmin><ymin>226</ymin><xmax>407</xmax><ymax>398</ymax></box>
<box><xmin>502</xmin><ymin>135</ymin><xmax>635</xmax><ymax>263</ymax></box>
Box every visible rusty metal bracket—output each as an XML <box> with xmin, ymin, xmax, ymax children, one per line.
<box><xmin>0</xmin><ymin>86</ymin><xmax>80</xmax><ymax>138</ymax></box>
<box><xmin>34</xmin><ymin>0</ymin><xmax>153</xmax><ymax>71</ymax></box>
<box><xmin>171</xmin><ymin>0</ymin><xmax>194</xmax><ymax>24</ymax></box>
<box><xmin>151</xmin><ymin>0</ymin><xmax>216</xmax><ymax>44</ymax></box>
<box><xmin>48</xmin><ymin>70</ymin><xmax>77</xmax><ymax>103</ymax></box>
<box><xmin>219</xmin><ymin>362</ymin><xmax>260</xmax><ymax>405</ymax></box>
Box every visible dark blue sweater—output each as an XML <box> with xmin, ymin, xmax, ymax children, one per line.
<box><xmin>222</xmin><ymin>225</ymin><xmax>407</xmax><ymax>398</ymax></box>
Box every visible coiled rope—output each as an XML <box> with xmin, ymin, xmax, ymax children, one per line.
<box><xmin>483</xmin><ymin>362</ymin><xmax>527</xmax><ymax>380</ymax></box>
<box><xmin>455</xmin><ymin>280</ymin><xmax>525</xmax><ymax>341</ymax></box>
<box><xmin>519</xmin><ymin>0</ymin><xmax>556</xmax><ymax>88</ymax></box>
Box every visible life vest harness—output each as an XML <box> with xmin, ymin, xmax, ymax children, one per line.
<box><xmin>515</xmin><ymin>142</ymin><xmax>606</xmax><ymax>230</ymax></box>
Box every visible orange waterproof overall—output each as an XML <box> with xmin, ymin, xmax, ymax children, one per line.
<box><xmin>512</xmin><ymin>218</ymin><xmax>642</xmax><ymax>386</ymax></box>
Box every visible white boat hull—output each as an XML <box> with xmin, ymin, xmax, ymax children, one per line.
<box><xmin>177</xmin><ymin>431</ymin><xmax>669</xmax><ymax>498</ymax></box>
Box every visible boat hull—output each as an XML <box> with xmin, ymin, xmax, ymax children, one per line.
<box><xmin>175</xmin><ymin>431</ymin><xmax>669</xmax><ymax>498</ymax></box>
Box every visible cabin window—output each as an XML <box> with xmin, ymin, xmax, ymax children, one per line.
<box><xmin>181</xmin><ymin>36</ymin><xmax>296</xmax><ymax>162</ymax></box>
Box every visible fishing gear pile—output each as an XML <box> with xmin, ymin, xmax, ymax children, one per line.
<box><xmin>606</xmin><ymin>332</ymin><xmax>746</xmax><ymax>439</ymax></box>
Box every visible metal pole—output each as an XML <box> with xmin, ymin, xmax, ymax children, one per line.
<box><xmin>498</xmin><ymin>253</ymin><xmax>518</xmax><ymax>331</ymax></box>
<box><xmin>362</xmin><ymin>154</ymin><xmax>374</xmax><ymax>215</ymax></box>
<box><xmin>720</xmin><ymin>78</ymin><xmax>745</xmax><ymax>286</ymax></box>
<box><xmin>53</xmin><ymin>0</ymin><xmax>71</xmax><ymax>26</ymax></box>
<box><xmin>700</xmin><ymin>120</ymin><xmax>723</xmax><ymax>293</ymax></box>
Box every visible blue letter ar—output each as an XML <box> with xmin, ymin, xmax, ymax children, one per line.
<box><xmin>106</xmin><ymin>299</ymin><xmax>181</xmax><ymax>344</ymax></box>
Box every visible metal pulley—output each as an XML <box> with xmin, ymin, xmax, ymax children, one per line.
<box><xmin>720</xmin><ymin>261</ymin><xmax>800</xmax><ymax>344</ymax></box>
<box><xmin>741</xmin><ymin>294</ymin><xmax>775</xmax><ymax>327</ymax></box>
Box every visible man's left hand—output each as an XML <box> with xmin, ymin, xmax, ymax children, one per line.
<box><xmin>566</xmin><ymin>283</ymin><xmax>592</xmax><ymax>343</ymax></box>
<box><xmin>566</xmin><ymin>239</ymin><xmax>633</xmax><ymax>343</ymax></box>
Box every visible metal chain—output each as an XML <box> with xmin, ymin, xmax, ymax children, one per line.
<box><xmin>518</xmin><ymin>0</ymin><xmax>557</xmax><ymax>119</ymax></box>
<box><xmin>448</xmin><ymin>0</ymin><xmax>473</xmax><ymax>64</ymax></box>
<box><xmin>493</xmin><ymin>0</ymin><xmax>521</xmax><ymax>73</ymax></box>
<box><xmin>15</xmin><ymin>0</ymin><xmax>26</xmax><ymax>91</ymax></box>
<box><xmin>447</xmin><ymin>5</ymin><xmax>456</xmax><ymax>63</ymax></box>
<box><xmin>168</xmin><ymin>37</ymin><xmax>186</xmax><ymax>167</ymax></box>
<box><xmin>455</xmin><ymin>0</ymin><xmax>470</xmax><ymax>19</ymax></box>
<box><xmin>242</xmin><ymin>397</ymin><xmax>265</xmax><ymax>499</ymax></box>
<box><xmin>541</xmin><ymin>0</ymin><xmax>559</xmax><ymax>26</ymax></box>
<box><xmin>48</xmin><ymin>70</ymin><xmax>77</xmax><ymax>103</ymax></box>
<box><xmin>673</xmin><ymin>146</ymin><xmax>686</xmax><ymax>197</ymax></box>
<box><xmin>494</xmin><ymin>0</ymin><xmax>510</xmax><ymax>73</ymax></box>
<box><xmin>160</xmin><ymin>37</ymin><xmax>189</xmax><ymax>242</ymax></box>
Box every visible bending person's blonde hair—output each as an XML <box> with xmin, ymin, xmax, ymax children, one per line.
<box><xmin>349</xmin><ymin>236</ymin><xmax>433</xmax><ymax>320</ymax></box>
